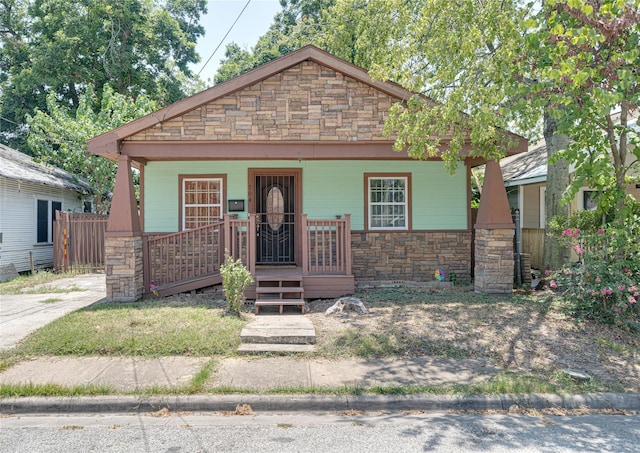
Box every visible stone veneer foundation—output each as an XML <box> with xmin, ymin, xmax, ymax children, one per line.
<box><xmin>105</xmin><ymin>235</ymin><xmax>144</xmax><ymax>302</ymax></box>
<box><xmin>474</xmin><ymin>228</ymin><xmax>515</xmax><ymax>294</ymax></box>
<box><xmin>351</xmin><ymin>231</ymin><xmax>472</xmax><ymax>284</ymax></box>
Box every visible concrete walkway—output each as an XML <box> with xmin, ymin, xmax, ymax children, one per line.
<box><xmin>0</xmin><ymin>356</ymin><xmax>500</xmax><ymax>391</ymax></box>
<box><xmin>0</xmin><ymin>273</ymin><xmax>106</xmax><ymax>351</ymax></box>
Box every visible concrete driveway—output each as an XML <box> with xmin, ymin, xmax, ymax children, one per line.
<box><xmin>0</xmin><ymin>273</ymin><xmax>106</xmax><ymax>351</ymax></box>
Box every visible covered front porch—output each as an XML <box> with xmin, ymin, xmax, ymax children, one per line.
<box><xmin>142</xmin><ymin>213</ymin><xmax>354</xmax><ymax>302</ymax></box>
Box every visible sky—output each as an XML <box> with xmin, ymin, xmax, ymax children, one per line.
<box><xmin>191</xmin><ymin>0</ymin><xmax>283</xmax><ymax>84</ymax></box>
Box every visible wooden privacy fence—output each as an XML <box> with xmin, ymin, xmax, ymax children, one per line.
<box><xmin>521</xmin><ymin>228</ymin><xmax>545</xmax><ymax>269</ymax></box>
<box><xmin>53</xmin><ymin>211</ymin><xmax>108</xmax><ymax>273</ymax></box>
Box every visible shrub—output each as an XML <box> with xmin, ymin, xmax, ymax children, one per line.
<box><xmin>220</xmin><ymin>253</ymin><xmax>254</xmax><ymax>317</ymax></box>
<box><xmin>547</xmin><ymin>214</ymin><xmax>639</xmax><ymax>326</ymax></box>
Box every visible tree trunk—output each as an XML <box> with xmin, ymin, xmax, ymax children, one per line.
<box><xmin>542</xmin><ymin>110</ymin><xmax>571</xmax><ymax>271</ymax></box>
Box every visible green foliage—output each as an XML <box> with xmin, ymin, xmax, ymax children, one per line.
<box><xmin>0</xmin><ymin>0</ymin><xmax>206</xmax><ymax>147</ymax></box>
<box><xmin>321</xmin><ymin>0</ymin><xmax>539</xmax><ymax>171</ymax></box>
<box><xmin>220</xmin><ymin>254</ymin><xmax>254</xmax><ymax>317</ymax></box>
<box><xmin>548</xmin><ymin>216</ymin><xmax>640</xmax><ymax>325</ymax></box>
<box><xmin>548</xmin><ymin>209</ymin><xmax>602</xmax><ymax>236</ymax></box>
<box><xmin>524</xmin><ymin>0</ymin><xmax>640</xmax><ymax>216</ymax></box>
<box><xmin>26</xmin><ymin>85</ymin><xmax>157</xmax><ymax>212</ymax></box>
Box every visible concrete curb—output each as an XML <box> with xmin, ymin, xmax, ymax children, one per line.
<box><xmin>2</xmin><ymin>393</ymin><xmax>638</xmax><ymax>415</ymax></box>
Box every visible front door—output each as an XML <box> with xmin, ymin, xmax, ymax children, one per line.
<box><xmin>253</xmin><ymin>171</ymin><xmax>299</xmax><ymax>265</ymax></box>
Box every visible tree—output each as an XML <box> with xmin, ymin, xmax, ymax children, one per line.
<box><xmin>0</xmin><ymin>0</ymin><xmax>207</xmax><ymax>149</ymax></box>
<box><xmin>26</xmin><ymin>85</ymin><xmax>158</xmax><ymax>213</ymax></box>
<box><xmin>320</xmin><ymin>0</ymin><xmax>639</xmax><ymax>270</ymax></box>
<box><xmin>527</xmin><ymin>0</ymin><xmax>639</xmax><ymax>217</ymax></box>
<box><xmin>214</xmin><ymin>0</ymin><xmax>335</xmax><ymax>84</ymax></box>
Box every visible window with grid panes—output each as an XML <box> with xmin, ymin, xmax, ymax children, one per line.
<box><xmin>368</xmin><ymin>176</ymin><xmax>408</xmax><ymax>230</ymax></box>
<box><xmin>182</xmin><ymin>178</ymin><xmax>223</xmax><ymax>229</ymax></box>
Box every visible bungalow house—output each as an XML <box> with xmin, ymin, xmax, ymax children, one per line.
<box><xmin>88</xmin><ymin>46</ymin><xmax>527</xmax><ymax>306</ymax></box>
<box><xmin>0</xmin><ymin>144</ymin><xmax>93</xmax><ymax>276</ymax></box>
<box><xmin>501</xmin><ymin>137</ymin><xmax>640</xmax><ymax>268</ymax></box>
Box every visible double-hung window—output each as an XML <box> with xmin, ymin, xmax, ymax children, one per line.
<box><xmin>36</xmin><ymin>199</ymin><xmax>62</xmax><ymax>244</ymax></box>
<box><xmin>180</xmin><ymin>176</ymin><xmax>225</xmax><ymax>230</ymax></box>
<box><xmin>366</xmin><ymin>174</ymin><xmax>410</xmax><ymax>230</ymax></box>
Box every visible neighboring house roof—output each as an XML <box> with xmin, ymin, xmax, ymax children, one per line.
<box><xmin>0</xmin><ymin>144</ymin><xmax>93</xmax><ymax>193</ymax></box>
<box><xmin>500</xmin><ymin>140</ymin><xmax>548</xmax><ymax>187</ymax></box>
<box><xmin>501</xmin><ymin>114</ymin><xmax>639</xmax><ymax>187</ymax></box>
<box><xmin>88</xmin><ymin>45</ymin><xmax>527</xmax><ymax>160</ymax></box>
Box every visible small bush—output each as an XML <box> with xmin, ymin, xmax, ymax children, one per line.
<box><xmin>220</xmin><ymin>254</ymin><xmax>253</xmax><ymax>317</ymax></box>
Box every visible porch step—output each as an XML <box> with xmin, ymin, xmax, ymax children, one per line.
<box><xmin>254</xmin><ymin>299</ymin><xmax>305</xmax><ymax>315</ymax></box>
<box><xmin>254</xmin><ymin>275</ymin><xmax>305</xmax><ymax>314</ymax></box>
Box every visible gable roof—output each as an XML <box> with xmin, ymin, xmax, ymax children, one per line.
<box><xmin>0</xmin><ymin>144</ymin><xmax>93</xmax><ymax>193</ymax></box>
<box><xmin>88</xmin><ymin>45</ymin><xmax>527</xmax><ymax>159</ymax></box>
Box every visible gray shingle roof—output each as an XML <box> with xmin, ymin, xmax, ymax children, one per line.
<box><xmin>0</xmin><ymin>144</ymin><xmax>93</xmax><ymax>193</ymax></box>
<box><xmin>500</xmin><ymin>141</ymin><xmax>547</xmax><ymax>185</ymax></box>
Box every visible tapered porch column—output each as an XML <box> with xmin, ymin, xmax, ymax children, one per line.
<box><xmin>104</xmin><ymin>154</ymin><xmax>144</xmax><ymax>302</ymax></box>
<box><xmin>474</xmin><ymin>160</ymin><xmax>514</xmax><ymax>294</ymax></box>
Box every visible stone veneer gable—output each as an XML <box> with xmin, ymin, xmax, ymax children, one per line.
<box><xmin>126</xmin><ymin>61</ymin><xmax>399</xmax><ymax>143</ymax></box>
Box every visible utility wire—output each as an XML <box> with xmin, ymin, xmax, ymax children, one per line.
<box><xmin>0</xmin><ymin>115</ymin><xmax>20</xmax><ymax>126</ymax></box>
<box><xmin>197</xmin><ymin>0</ymin><xmax>253</xmax><ymax>78</ymax></box>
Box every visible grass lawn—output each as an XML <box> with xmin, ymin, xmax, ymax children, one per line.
<box><xmin>1</xmin><ymin>273</ymin><xmax>637</xmax><ymax>397</ymax></box>
<box><xmin>4</xmin><ymin>299</ymin><xmax>245</xmax><ymax>358</ymax></box>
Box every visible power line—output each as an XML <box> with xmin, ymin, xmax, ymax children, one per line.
<box><xmin>0</xmin><ymin>115</ymin><xmax>20</xmax><ymax>126</ymax></box>
<box><xmin>197</xmin><ymin>0</ymin><xmax>253</xmax><ymax>79</ymax></box>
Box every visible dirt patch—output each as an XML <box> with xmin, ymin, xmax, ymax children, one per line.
<box><xmin>303</xmin><ymin>287</ymin><xmax>639</xmax><ymax>392</ymax></box>
<box><xmin>164</xmin><ymin>286</ymin><xmax>638</xmax><ymax>392</ymax></box>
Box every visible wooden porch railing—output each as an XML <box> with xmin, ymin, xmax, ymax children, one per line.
<box><xmin>223</xmin><ymin>214</ymin><xmax>256</xmax><ymax>275</ymax></box>
<box><xmin>142</xmin><ymin>213</ymin><xmax>351</xmax><ymax>294</ymax></box>
<box><xmin>301</xmin><ymin>214</ymin><xmax>352</xmax><ymax>275</ymax></box>
<box><xmin>143</xmin><ymin>221</ymin><xmax>224</xmax><ymax>290</ymax></box>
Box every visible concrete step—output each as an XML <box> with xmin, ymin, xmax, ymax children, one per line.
<box><xmin>240</xmin><ymin>328</ymin><xmax>315</xmax><ymax>344</ymax></box>
<box><xmin>240</xmin><ymin>315</ymin><xmax>316</xmax><ymax>345</ymax></box>
<box><xmin>237</xmin><ymin>343</ymin><xmax>316</xmax><ymax>353</ymax></box>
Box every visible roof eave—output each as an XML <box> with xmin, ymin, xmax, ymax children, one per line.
<box><xmin>504</xmin><ymin>175</ymin><xmax>547</xmax><ymax>187</ymax></box>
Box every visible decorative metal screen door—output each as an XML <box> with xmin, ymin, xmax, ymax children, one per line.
<box><xmin>255</xmin><ymin>174</ymin><xmax>296</xmax><ymax>265</ymax></box>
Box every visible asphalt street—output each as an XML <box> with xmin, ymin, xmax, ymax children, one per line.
<box><xmin>2</xmin><ymin>412</ymin><xmax>638</xmax><ymax>452</ymax></box>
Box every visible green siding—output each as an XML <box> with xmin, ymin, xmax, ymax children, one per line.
<box><xmin>143</xmin><ymin>160</ymin><xmax>467</xmax><ymax>232</ymax></box>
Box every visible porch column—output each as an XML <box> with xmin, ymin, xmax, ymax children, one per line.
<box><xmin>105</xmin><ymin>154</ymin><xmax>144</xmax><ymax>302</ymax></box>
<box><xmin>474</xmin><ymin>160</ymin><xmax>515</xmax><ymax>294</ymax></box>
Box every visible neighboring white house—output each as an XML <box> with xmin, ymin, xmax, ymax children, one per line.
<box><xmin>0</xmin><ymin>144</ymin><xmax>93</xmax><ymax>273</ymax></box>
<box><xmin>500</xmin><ymin>135</ymin><xmax>639</xmax><ymax>269</ymax></box>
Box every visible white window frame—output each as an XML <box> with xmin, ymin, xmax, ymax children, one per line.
<box><xmin>539</xmin><ymin>186</ymin><xmax>546</xmax><ymax>229</ymax></box>
<box><xmin>367</xmin><ymin>175</ymin><xmax>409</xmax><ymax>231</ymax></box>
<box><xmin>35</xmin><ymin>198</ymin><xmax>62</xmax><ymax>244</ymax></box>
<box><xmin>577</xmin><ymin>188</ymin><xmax>599</xmax><ymax>211</ymax></box>
<box><xmin>181</xmin><ymin>177</ymin><xmax>224</xmax><ymax>230</ymax></box>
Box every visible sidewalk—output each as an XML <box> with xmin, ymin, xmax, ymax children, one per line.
<box><xmin>2</xmin><ymin>355</ymin><xmax>639</xmax><ymax>414</ymax></box>
<box><xmin>0</xmin><ymin>356</ymin><xmax>500</xmax><ymax>391</ymax></box>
